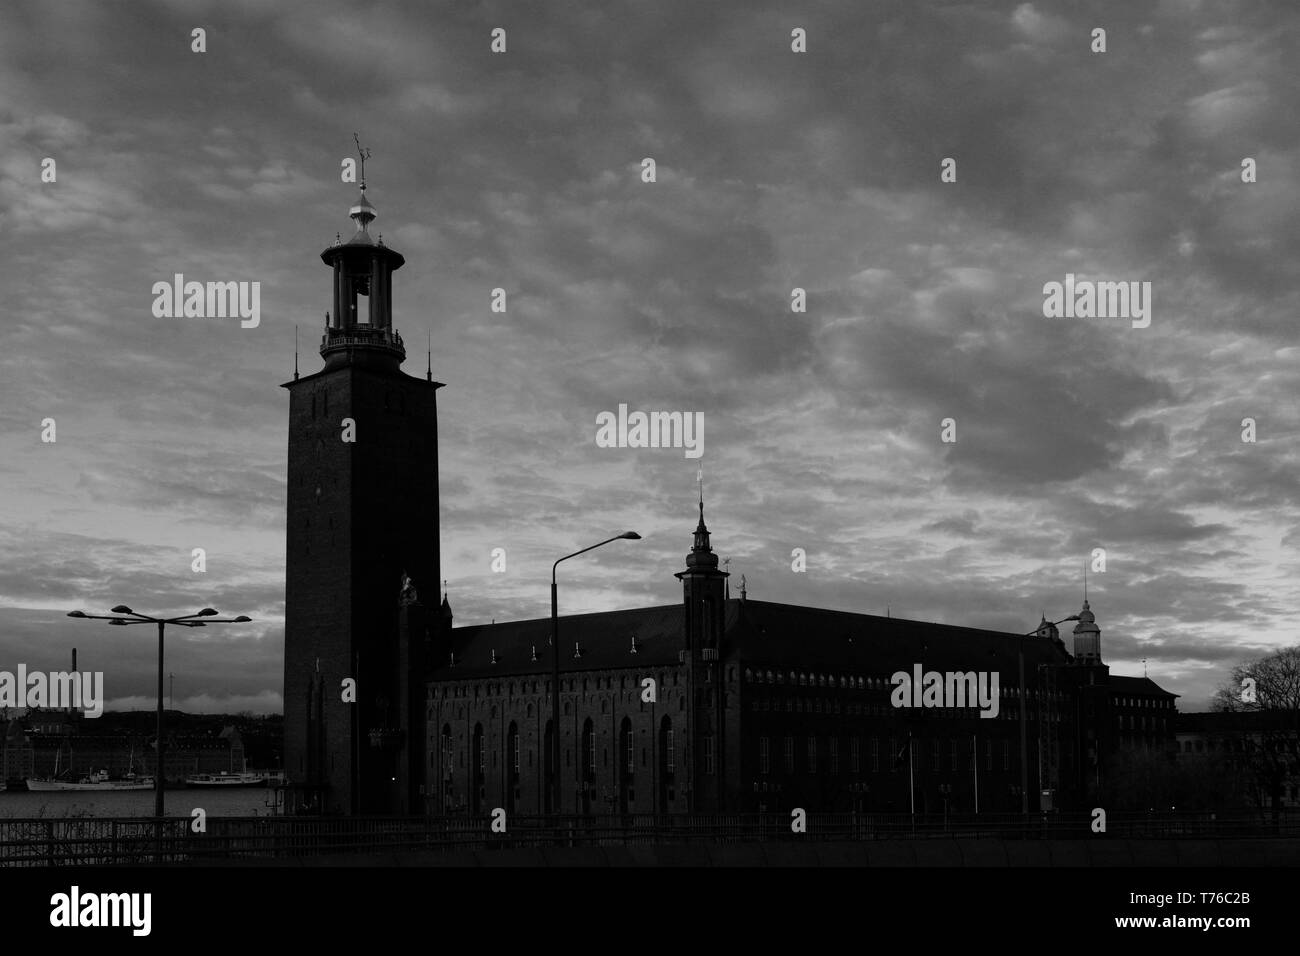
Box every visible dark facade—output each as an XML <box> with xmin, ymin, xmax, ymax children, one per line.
<box><xmin>426</xmin><ymin>508</ymin><xmax>1180</xmax><ymax>817</ymax></box>
<box><xmin>281</xmin><ymin>185</ymin><xmax>441</xmax><ymax>815</ymax></box>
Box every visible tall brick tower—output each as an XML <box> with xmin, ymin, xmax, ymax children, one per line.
<box><xmin>282</xmin><ymin>173</ymin><xmax>441</xmax><ymax>815</ymax></box>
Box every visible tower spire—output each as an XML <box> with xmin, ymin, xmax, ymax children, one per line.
<box><xmin>690</xmin><ymin>462</ymin><xmax>713</xmax><ymax>559</ymax></box>
<box><xmin>353</xmin><ymin>132</ymin><xmax>371</xmax><ymax>191</ymax></box>
<box><xmin>697</xmin><ymin>461</ymin><xmax>704</xmax><ymax>522</ymax></box>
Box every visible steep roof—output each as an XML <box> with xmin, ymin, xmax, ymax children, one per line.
<box><xmin>732</xmin><ymin>600</ymin><xmax>1069</xmax><ymax>674</ymax></box>
<box><xmin>431</xmin><ymin>604</ymin><xmax>685</xmax><ymax>679</ymax></box>
<box><xmin>430</xmin><ymin>598</ymin><xmax>1073</xmax><ymax>680</ymax></box>
<box><xmin>1109</xmin><ymin>675</ymin><xmax>1179</xmax><ymax>698</ymax></box>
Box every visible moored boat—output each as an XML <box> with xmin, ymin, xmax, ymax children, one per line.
<box><xmin>25</xmin><ymin>768</ymin><xmax>154</xmax><ymax>791</ymax></box>
<box><xmin>185</xmin><ymin>771</ymin><xmax>267</xmax><ymax>787</ymax></box>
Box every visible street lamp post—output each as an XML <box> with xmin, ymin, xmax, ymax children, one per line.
<box><xmin>1017</xmin><ymin>615</ymin><xmax>1079</xmax><ymax>815</ymax></box>
<box><xmin>68</xmin><ymin>606</ymin><xmax>252</xmax><ymax>818</ymax></box>
<box><xmin>550</xmin><ymin>532</ymin><xmax>640</xmax><ymax>818</ymax></box>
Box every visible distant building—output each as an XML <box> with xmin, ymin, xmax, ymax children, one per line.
<box><xmin>22</xmin><ymin>724</ymin><xmax>245</xmax><ymax>783</ymax></box>
<box><xmin>1174</xmin><ymin>711</ymin><xmax>1300</xmax><ymax>809</ymax></box>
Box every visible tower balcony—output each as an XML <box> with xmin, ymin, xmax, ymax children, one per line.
<box><xmin>319</xmin><ymin>326</ymin><xmax>406</xmax><ymax>371</ymax></box>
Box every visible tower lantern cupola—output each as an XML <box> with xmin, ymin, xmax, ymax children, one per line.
<box><xmin>686</xmin><ymin>501</ymin><xmax>719</xmax><ymax>570</ymax></box>
<box><xmin>1072</xmin><ymin>599</ymin><xmax>1102</xmax><ymax>663</ymax></box>
<box><xmin>319</xmin><ymin>137</ymin><xmax>406</xmax><ymax>373</ymax></box>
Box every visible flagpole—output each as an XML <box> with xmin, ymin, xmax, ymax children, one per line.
<box><xmin>908</xmin><ymin>730</ymin><xmax>915</xmax><ymax>817</ymax></box>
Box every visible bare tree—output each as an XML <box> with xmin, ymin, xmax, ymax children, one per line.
<box><xmin>1212</xmin><ymin>646</ymin><xmax>1300</xmax><ymax>823</ymax></box>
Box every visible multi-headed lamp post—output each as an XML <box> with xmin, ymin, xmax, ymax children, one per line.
<box><xmin>550</xmin><ymin>532</ymin><xmax>640</xmax><ymax>817</ymax></box>
<box><xmin>67</xmin><ymin>606</ymin><xmax>252</xmax><ymax>817</ymax></box>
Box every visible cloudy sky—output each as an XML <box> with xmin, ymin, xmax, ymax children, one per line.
<box><xmin>0</xmin><ymin>0</ymin><xmax>1296</xmax><ymax>715</ymax></box>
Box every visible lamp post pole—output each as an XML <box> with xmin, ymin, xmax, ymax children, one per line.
<box><xmin>156</xmin><ymin>621</ymin><xmax>164</xmax><ymax>815</ymax></box>
<box><xmin>1018</xmin><ymin>615</ymin><xmax>1079</xmax><ymax>815</ymax></box>
<box><xmin>68</xmin><ymin>606</ymin><xmax>252</xmax><ymax>819</ymax></box>
<box><xmin>550</xmin><ymin>532</ymin><xmax>641</xmax><ymax>818</ymax></box>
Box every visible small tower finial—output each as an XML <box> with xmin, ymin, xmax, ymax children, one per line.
<box><xmin>1083</xmin><ymin>560</ymin><xmax>1088</xmax><ymax>603</ymax></box>
<box><xmin>697</xmin><ymin>460</ymin><xmax>704</xmax><ymax>517</ymax></box>
<box><xmin>427</xmin><ymin>329</ymin><xmax>432</xmax><ymax>382</ymax></box>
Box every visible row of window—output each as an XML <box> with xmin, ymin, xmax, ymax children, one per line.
<box><xmin>749</xmin><ymin>698</ymin><xmax>1060</xmax><ymax>722</ymax></box>
<box><xmin>744</xmin><ymin>668</ymin><xmax>1067</xmax><ymax>701</ymax></box>
<box><xmin>431</xmin><ymin>680</ymin><xmax>1175</xmax><ymax>710</ymax></box>
<box><xmin>1117</xmin><ymin>715</ymin><xmax>1167</xmax><ymax>732</ymax></box>
<box><xmin>1116</xmin><ymin>696</ymin><xmax>1172</xmax><ymax>709</ymax></box>
<box><xmin>756</xmin><ymin>736</ymin><xmax>1014</xmax><ymax>774</ymax></box>
<box><xmin>435</xmin><ymin>722</ymin><xmax>682</xmax><ymax>776</ymax></box>
<box><xmin>434</xmin><ymin>672</ymin><xmax>685</xmax><ymax>701</ymax></box>
<box><xmin>1180</xmin><ymin>738</ymin><xmax>1266</xmax><ymax>754</ymax></box>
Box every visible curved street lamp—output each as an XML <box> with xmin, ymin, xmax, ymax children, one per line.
<box><xmin>550</xmin><ymin>532</ymin><xmax>640</xmax><ymax>817</ymax></box>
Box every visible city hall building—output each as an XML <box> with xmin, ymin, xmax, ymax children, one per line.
<box><xmin>281</xmin><ymin>183</ymin><xmax>1177</xmax><ymax>817</ymax></box>
<box><xmin>425</xmin><ymin>505</ymin><xmax>1176</xmax><ymax>817</ymax></box>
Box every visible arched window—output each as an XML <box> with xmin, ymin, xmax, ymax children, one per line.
<box><xmin>658</xmin><ymin>716</ymin><xmax>674</xmax><ymax>812</ymax></box>
<box><xmin>440</xmin><ymin>724</ymin><xmax>452</xmax><ymax>784</ymax></box>
<box><xmin>543</xmin><ymin>720</ymin><xmax>555</xmax><ymax>814</ymax></box>
<box><xmin>618</xmin><ymin>716</ymin><xmax>634</xmax><ymax>812</ymax></box>
<box><xmin>506</xmin><ymin>721</ymin><xmax>519</xmax><ymax>817</ymax></box>
<box><xmin>582</xmin><ymin>719</ymin><xmax>595</xmax><ymax>779</ymax></box>
<box><xmin>471</xmin><ymin>723</ymin><xmax>485</xmax><ymax>815</ymax></box>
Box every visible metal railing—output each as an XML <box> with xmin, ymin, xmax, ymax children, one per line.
<box><xmin>320</xmin><ymin>328</ymin><xmax>404</xmax><ymax>353</ymax></box>
<box><xmin>1</xmin><ymin>809</ymin><xmax>1295</xmax><ymax>866</ymax></box>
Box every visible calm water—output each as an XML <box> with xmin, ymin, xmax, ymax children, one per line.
<box><xmin>0</xmin><ymin>786</ymin><xmax>277</xmax><ymax>818</ymax></box>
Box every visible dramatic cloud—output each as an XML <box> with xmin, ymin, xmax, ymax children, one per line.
<box><xmin>0</xmin><ymin>0</ymin><xmax>1295</xmax><ymax>714</ymax></box>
